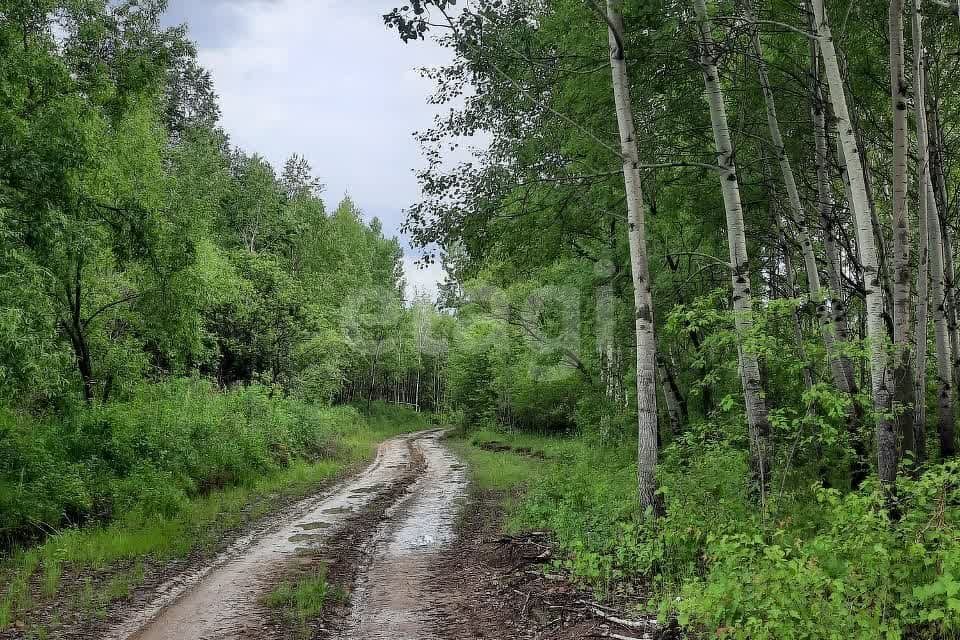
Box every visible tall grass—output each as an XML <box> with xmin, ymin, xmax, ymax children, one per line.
<box><xmin>0</xmin><ymin>381</ymin><xmax>429</xmax><ymax>631</ymax></box>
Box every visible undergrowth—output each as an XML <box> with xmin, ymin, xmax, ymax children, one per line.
<box><xmin>456</xmin><ymin>425</ymin><xmax>960</xmax><ymax>640</ymax></box>
<box><xmin>264</xmin><ymin>566</ymin><xmax>346</xmax><ymax>637</ymax></box>
<box><xmin>0</xmin><ymin>382</ymin><xmax>428</xmax><ymax>632</ymax></box>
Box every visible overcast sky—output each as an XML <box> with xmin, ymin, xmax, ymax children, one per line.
<box><xmin>162</xmin><ymin>0</ymin><xmax>457</xmax><ymax>298</ymax></box>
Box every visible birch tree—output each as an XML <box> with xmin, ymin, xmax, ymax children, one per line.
<box><xmin>809</xmin><ymin>26</ymin><xmax>857</xmax><ymax>399</ymax></box>
<box><xmin>811</xmin><ymin>0</ymin><xmax>897</xmax><ymax>490</ymax></box>
<box><xmin>693</xmin><ymin>0</ymin><xmax>771</xmax><ymax>496</ymax></box>
<box><xmin>889</xmin><ymin>0</ymin><xmax>916</xmax><ymax>453</ymax></box>
<box><xmin>912</xmin><ymin>10</ymin><xmax>956</xmax><ymax>458</ymax></box>
<box><xmin>605</xmin><ymin>0</ymin><xmax>662</xmax><ymax>515</ymax></box>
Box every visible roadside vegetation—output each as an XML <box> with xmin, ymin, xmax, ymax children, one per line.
<box><xmin>456</xmin><ymin>425</ymin><xmax>959</xmax><ymax>639</ymax></box>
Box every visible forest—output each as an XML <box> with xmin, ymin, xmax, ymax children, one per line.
<box><xmin>1</xmin><ymin>0</ymin><xmax>959</xmax><ymax>638</ymax></box>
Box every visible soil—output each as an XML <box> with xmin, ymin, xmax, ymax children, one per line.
<box><xmin>427</xmin><ymin>488</ymin><xmax>673</xmax><ymax>640</ymax></box>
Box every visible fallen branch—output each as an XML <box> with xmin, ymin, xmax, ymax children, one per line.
<box><xmin>580</xmin><ymin>600</ymin><xmax>658</xmax><ymax>631</ymax></box>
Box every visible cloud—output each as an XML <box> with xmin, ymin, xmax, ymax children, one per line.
<box><xmin>163</xmin><ymin>0</ymin><xmax>468</xmax><ymax>298</ymax></box>
<box><xmin>403</xmin><ymin>255</ymin><xmax>444</xmax><ymax>302</ymax></box>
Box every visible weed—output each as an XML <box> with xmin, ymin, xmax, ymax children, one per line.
<box><xmin>265</xmin><ymin>567</ymin><xmax>347</xmax><ymax>636</ymax></box>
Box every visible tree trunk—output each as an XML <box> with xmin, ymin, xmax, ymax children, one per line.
<box><xmin>913</xmin><ymin>3</ymin><xmax>955</xmax><ymax>459</ymax></box>
<box><xmin>657</xmin><ymin>356</ymin><xmax>685</xmax><ymax>437</ymax></box>
<box><xmin>694</xmin><ymin>0</ymin><xmax>772</xmax><ymax>499</ymax></box>
<box><xmin>928</xmin><ymin>178</ymin><xmax>956</xmax><ymax>459</ymax></box>
<box><xmin>912</xmin><ymin>0</ymin><xmax>929</xmax><ymax>463</ymax></box>
<box><xmin>812</xmin><ymin>0</ymin><xmax>897</xmax><ymax>490</ymax></box>
<box><xmin>929</xmin><ymin>92</ymin><xmax>960</xmax><ymax>401</ymax></box>
<box><xmin>889</xmin><ymin>0</ymin><xmax>917</xmax><ymax>456</ymax></box>
<box><xmin>809</xmin><ymin>29</ymin><xmax>858</xmax><ymax>400</ymax></box>
<box><xmin>605</xmin><ymin>0</ymin><xmax>662</xmax><ymax>516</ymax></box>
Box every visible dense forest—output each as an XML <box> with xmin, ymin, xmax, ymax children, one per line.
<box><xmin>2</xmin><ymin>0</ymin><xmax>960</xmax><ymax>638</ymax></box>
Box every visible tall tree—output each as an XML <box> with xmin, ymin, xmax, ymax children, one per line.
<box><xmin>693</xmin><ymin>0</ymin><xmax>771</xmax><ymax>496</ymax></box>
<box><xmin>604</xmin><ymin>0</ymin><xmax>662</xmax><ymax>516</ymax></box>
<box><xmin>889</xmin><ymin>0</ymin><xmax>916</xmax><ymax>454</ymax></box>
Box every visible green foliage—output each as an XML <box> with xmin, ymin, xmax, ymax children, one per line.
<box><xmin>0</xmin><ymin>379</ymin><xmax>370</xmax><ymax>542</ymax></box>
<box><xmin>678</xmin><ymin>464</ymin><xmax>960</xmax><ymax>640</ymax></box>
<box><xmin>447</xmin><ymin>320</ymin><xmax>501</xmax><ymax>427</ymax></box>
<box><xmin>265</xmin><ymin>567</ymin><xmax>347</xmax><ymax>634</ymax></box>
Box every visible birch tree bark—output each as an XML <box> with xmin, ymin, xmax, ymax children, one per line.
<box><xmin>914</xmin><ymin>157</ymin><xmax>930</xmax><ymax>463</ymax></box>
<box><xmin>694</xmin><ymin>0</ymin><xmax>771</xmax><ymax>497</ymax></box>
<box><xmin>809</xmin><ymin>28</ymin><xmax>857</xmax><ymax>397</ymax></box>
<box><xmin>929</xmin><ymin>95</ymin><xmax>960</xmax><ymax>400</ymax></box>
<box><xmin>927</xmin><ymin>178</ymin><xmax>955</xmax><ymax>459</ymax></box>
<box><xmin>605</xmin><ymin>0</ymin><xmax>662</xmax><ymax>515</ymax></box>
<box><xmin>888</xmin><ymin>0</ymin><xmax>916</xmax><ymax>454</ymax></box>
<box><xmin>912</xmin><ymin>0</ymin><xmax>929</xmax><ymax>462</ymax></box>
<box><xmin>811</xmin><ymin>0</ymin><xmax>897</xmax><ymax>489</ymax></box>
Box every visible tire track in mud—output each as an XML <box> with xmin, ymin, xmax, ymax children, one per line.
<box><xmin>335</xmin><ymin>432</ymin><xmax>469</xmax><ymax>640</ymax></box>
<box><xmin>104</xmin><ymin>430</ymin><xmax>451</xmax><ymax>640</ymax></box>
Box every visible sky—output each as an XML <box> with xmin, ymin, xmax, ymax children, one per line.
<box><xmin>161</xmin><ymin>0</ymin><xmax>458</xmax><ymax>299</ymax></box>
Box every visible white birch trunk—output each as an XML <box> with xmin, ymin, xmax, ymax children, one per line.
<box><xmin>929</xmin><ymin>94</ymin><xmax>960</xmax><ymax>409</ymax></box>
<box><xmin>694</xmin><ymin>0</ymin><xmax>771</xmax><ymax>496</ymax></box>
<box><xmin>915</xmin><ymin>168</ymin><xmax>930</xmax><ymax>462</ymax></box>
<box><xmin>927</xmin><ymin>177</ymin><xmax>955</xmax><ymax>459</ymax></box>
<box><xmin>889</xmin><ymin>0</ymin><xmax>917</xmax><ymax>454</ymax></box>
<box><xmin>912</xmin><ymin>0</ymin><xmax>929</xmax><ymax>461</ymax></box>
<box><xmin>914</xmin><ymin>1</ymin><xmax>956</xmax><ymax>459</ymax></box>
<box><xmin>812</xmin><ymin>0</ymin><xmax>897</xmax><ymax>488</ymax></box>
<box><xmin>606</xmin><ymin>0</ymin><xmax>662</xmax><ymax>515</ymax></box>
<box><xmin>810</xmin><ymin>30</ymin><xmax>857</xmax><ymax>395</ymax></box>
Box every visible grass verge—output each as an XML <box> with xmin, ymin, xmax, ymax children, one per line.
<box><xmin>0</xmin><ymin>397</ymin><xmax>430</xmax><ymax>636</ymax></box>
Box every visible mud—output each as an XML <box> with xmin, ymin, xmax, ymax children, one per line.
<box><xmin>104</xmin><ymin>432</ymin><xmax>426</xmax><ymax>640</ymax></box>
<box><xmin>428</xmin><ymin>487</ymin><xmax>671</xmax><ymax>640</ymax></box>
<box><xmin>336</xmin><ymin>431</ymin><xmax>469</xmax><ymax>639</ymax></box>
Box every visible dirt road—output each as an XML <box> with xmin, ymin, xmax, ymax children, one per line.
<box><xmin>105</xmin><ymin>430</ymin><xmax>468</xmax><ymax>640</ymax></box>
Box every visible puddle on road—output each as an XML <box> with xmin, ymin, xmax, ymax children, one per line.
<box><xmin>339</xmin><ymin>433</ymin><xmax>469</xmax><ymax>640</ymax></box>
<box><xmin>322</xmin><ymin>506</ymin><xmax>354</xmax><ymax>515</ymax></box>
<box><xmin>287</xmin><ymin>533</ymin><xmax>325</xmax><ymax>544</ymax></box>
<box><xmin>105</xmin><ymin>436</ymin><xmax>417</xmax><ymax>640</ymax></box>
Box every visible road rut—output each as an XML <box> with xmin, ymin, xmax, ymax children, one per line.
<box><xmin>105</xmin><ymin>430</ymin><xmax>466</xmax><ymax>640</ymax></box>
<box><xmin>338</xmin><ymin>431</ymin><xmax>468</xmax><ymax>639</ymax></box>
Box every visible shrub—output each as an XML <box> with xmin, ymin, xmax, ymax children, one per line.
<box><xmin>507</xmin><ymin>427</ymin><xmax>960</xmax><ymax>640</ymax></box>
<box><xmin>0</xmin><ymin>378</ymin><xmax>367</xmax><ymax>544</ymax></box>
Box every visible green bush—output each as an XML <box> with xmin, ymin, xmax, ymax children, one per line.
<box><xmin>506</xmin><ymin>428</ymin><xmax>960</xmax><ymax>639</ymax></box>
<box><xmin>0</xmin><ymin>378</ymin><xmax>368</xmax><ymax>543</ymax></box>
<box><xmin>678</xmin><ymin>465</ymin><xmax>960</xmax><ymax>640</ymax></box>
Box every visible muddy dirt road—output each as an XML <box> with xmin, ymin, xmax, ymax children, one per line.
<box><xmin>105</xmin><ymin>430</ymin><xmax>468</xmax><ymax>640</ymax></box>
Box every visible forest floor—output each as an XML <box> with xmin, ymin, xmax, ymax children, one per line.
<box><xmin>9</xmin><ymin>430</ymin><xmax>666</xmax><ymax>640</ymax></box>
